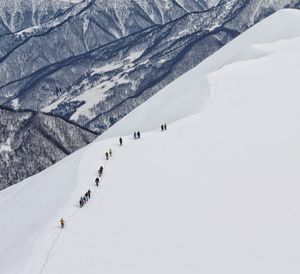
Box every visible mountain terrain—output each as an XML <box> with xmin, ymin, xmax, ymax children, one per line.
<box><xmin>0</xmin><ymin>106</ymin><xmax>97</xmax><ymax>190</ymax></box>
<box><xmin>0</xmin><ymin>0</ymin><xmax>299</xmax><ymax>133</ymax></box>
<box><xmin>0</xmin><ymin>9</ymin><xmax>300</xmax><ymax>274</ymax></box>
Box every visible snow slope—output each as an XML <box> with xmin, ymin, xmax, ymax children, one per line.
<box><xmin>1</xmin><ymin>8</ymin><xmax>300</xmax><ymax>274</ymax></box>
<box><xmin>101</xmin><ymin>8</ymin><xmax>300</xmax><ymax>139</ymax></box>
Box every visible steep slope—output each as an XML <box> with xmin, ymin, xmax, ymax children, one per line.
<box><xmin>0</xmin><ymin>0</ymin><xmax>299</xmax><ymax>134</ymax></box>
<box><xmin>1</xmin><ymin>8</ymin><xmax>300</xmax><ymax>274</ymax></box>
<box><xmin>101</xmin><ymin>7</ymin><xmax>300</xmax><ymax>138</ymax></box>
<box><xmin>0</xmin><ymin>0</ymin><xmax>80</xmax><ymax>34</ymax></box>
<box><xmin>0</xmin><ymin>0</ymin><xmax>212</xmax><ymax>35</ymax></box>
<box><xmin>0</xmin><ymin>0</ymin><xmax>212</xmax><ymax>110</ymax></box>
<box><xmin>0</xmin><ymin>107</ymin><xmax>97</xmax><ymax>190</ymax></box>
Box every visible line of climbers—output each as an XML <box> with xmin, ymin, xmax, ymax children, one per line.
<box><xmin>133</xmin><ymin>131</ymin><xmax>141</xmax><ymax>139</ymax></box>
<box><xmin>60</xmin><ymin>123</ymin><xmax>168</xmax><ymax>228</ymax></box>
<box><xmin>105</xmin><ymin>148</ymin><xmax>113</xmax><ymax>160</ymax></box>
<box><xmin>161</xmin><ymin>123</ymin><xmax>167</xmax><ymax>131</ymax></box>
<box><xmin>79</xmin><ymin>189</ymin><xmax>91</xmax><ymax>207</ymax></box>
<box><xmin>95</xmin><ymin>166</ymin><xmax>104</xmax><ymax>187</ymax></box>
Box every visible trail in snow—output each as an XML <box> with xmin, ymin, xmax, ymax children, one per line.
<box><xmin>38</xmin><ymin>154</ymin><xmax>111</xmax><ymax>274</ymax></box>
<box><xmin>39</xmin><ymin>134</ymin><xmax>149</xmax><ymax>274</ymax></box>
<box><xmin>39</xmin><ymin>228</ymin><xmax>61</xmax><ymax>274</ymax></box>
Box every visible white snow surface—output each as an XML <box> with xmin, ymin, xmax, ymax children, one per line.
<box><xmin>1</xmin><ymin>9</ymin><xmax>300</xmax><ymax>274</ymax></box>
<box><xmin>0</xmin><ymin>144</ymin><xmax>12</xmax><ymax>153</ymax></box>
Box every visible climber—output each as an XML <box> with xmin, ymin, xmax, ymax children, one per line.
<box><xmin>60</xmin><ymin>218</ymin><xmax>65</xmax><ymax>229</ymax></box>
<box><xmin>80</xmin><ymin>196</ymin><xmax>84</xmax><ymax>207</ymax></box>
<box><xmin>95</xmin><ymin>177</ymin><xmax>99</xmax><ymax>187</ymax></box>
<box><xmin>105</xmin><ymin>152</ymin><xmax>109</xmax><ymax>160</ymax></box>
<box><xmin>98</xmin><ymin>166</ymin><xmax>103</xmax><ymax>177</ymax></box>
<box><xmin>109</xmin><ymin>148</ymin><xmax>112</xmax><ymax>157</ymax></box>
<box><xmin>85</xmin><ymin>191</ymin><xmax>89</xmax><ymax>201</ymax></box>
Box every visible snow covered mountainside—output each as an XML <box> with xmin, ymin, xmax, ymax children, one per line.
<box><xmin>1</xmin><ymin>8</ymin><xmax>300</xmax><ymax>274</ymax></box>
<box><xmin>0</xmin><ymin>107</ymin><xmax>97</xmax><ymax>190</ymax></box>
<box><xmin>0</xmin><ymin>0</ymin><xmax>299</xmax><ymax>133</ymax></box>
<box><xmin>100</xmin><ymin>5</ymin><xmax>300</xmax><ymax>138</ymax></box>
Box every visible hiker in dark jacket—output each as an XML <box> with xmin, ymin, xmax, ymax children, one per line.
<box><xmin>119</xmin><ymin>137</ymin><xmax>123</xmax><ymax>146</ymax></box>
<box><xmin>137</xmin><ymin>131</ymin><xmax>141</xmax><ymax>138</ymax></box>
<box><xmin>134</xmin><ymin>132</ymin><xmax>137</xmax><ymax>139</ymax></box>
<box><xmin>98</xmin><ymin>166</ymin><xmax>103</xmax><ymax>177</ymax></box>
<box><xmin>164</xmin><ymin>123</ymin><xmax>167</xmax><ymax>130</ymax></box>
<box><xmin>80</xmin><ymin>196</ymin><xmax>84</xmax><ymax>207</ymax></box>
<box><xmin>95</xmin><ymin>177</ymin><xmax>99</xmax><ymax>187</ymax></box>
<box><xmin>105</xmin><ymin>152</ymin><xmax>109</xmax><ymax>160</ymax></box>
<box><xmin>161</xmin><ymin>124</ymin><xmax>164</xmax><ymax>131</ymax></box>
